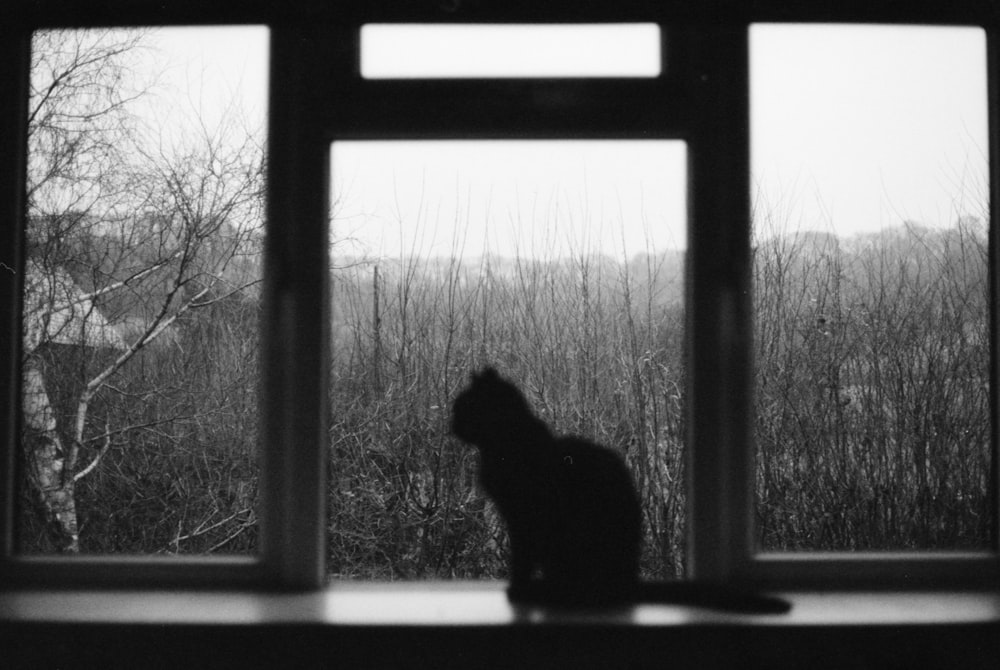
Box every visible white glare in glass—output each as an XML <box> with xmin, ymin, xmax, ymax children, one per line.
<box><xmin>361</xmin><ymin>24</ymin><xmax>661</xmax><ymax>79</ymax></box>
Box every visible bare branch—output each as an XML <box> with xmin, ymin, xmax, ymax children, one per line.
<box><xmin>173</xmin><ymin>507</ymin><xmax>253</xmax><ymax>545</ymax></box>
<box><xmin>205</xmin><ymin>519</ymin><xmax>256</xmax><ymax>554</ymax></box>
<box><xmin>72</xmin><ymin>421</ymin><xmax>112</xmax><ymax>482</ymax></box>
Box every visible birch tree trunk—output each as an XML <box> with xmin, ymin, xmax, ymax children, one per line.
<box><xmin>21</xmin><ymin>355</ymin><xmax>79</xmax><ymax>553</ymax></box>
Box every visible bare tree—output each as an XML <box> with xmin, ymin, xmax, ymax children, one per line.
<box><xmin>22</xmin><ymin>29</ymin><xmax>263</xmax><ymax>553</ymax></box>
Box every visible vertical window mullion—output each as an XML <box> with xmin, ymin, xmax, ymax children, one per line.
<box><xmin>260</xmin><ymin>27</ymin><xmax>330</xmax><ymax>588</ymax></box>
<box><xmin>0</xmin><ymin>24</ymin><xmax>30</xmax><ymax>565</ymax></box>
<box><xmin>989</xmin><ymin>27</ymin><xmax>1000</xmax><ymax>553</ymax></box>
<box><xmin>683</xmin><ymin>24</ymin><xmax>754</xmax><ymax>582</ymax></box>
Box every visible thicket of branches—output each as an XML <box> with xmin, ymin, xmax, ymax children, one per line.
<box><xmin>326</xmin><ymin>214</ymin><xmax>991</xmax><ymax>579</ymax></box>
<box><xmin>328</xmin><ymin>250</ymin><xmax>686</xmax><ymax>579</ymax></box>
<box><xmin>754</xmin><ymin>216</ymin><xmax>991</xmax><ymax>550</ymax></box>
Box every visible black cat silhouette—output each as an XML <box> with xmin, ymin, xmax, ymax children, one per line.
<box><xmin>451</xmin><ymin>367</ymin><xmax>790</xmax><ymax>613</ymax></box>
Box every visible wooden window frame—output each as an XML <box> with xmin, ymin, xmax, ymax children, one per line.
<box><xmin>0</xmin><ymin>0</ymin><xmax>998</xmax><ymax>594</ymax></box>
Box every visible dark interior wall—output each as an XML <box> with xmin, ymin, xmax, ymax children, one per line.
<box><xmin>3</xmin><ymin>621</ymin><xmax>1000</xmax><ymax>670</ymax></box>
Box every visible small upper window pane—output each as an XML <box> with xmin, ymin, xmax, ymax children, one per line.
<box><xmin>360</xmin><ymin>24</ymin><xmax>661</xmax><ymax>79</ymax></box>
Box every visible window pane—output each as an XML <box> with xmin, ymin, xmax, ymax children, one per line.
<box><xmin>20</xmin><ymin>27</ymin><xmax>268</xmax><ymax>554</ymax></box>
<box><xmin>751</xmin><ymin>25</ymin><xmax>991</xmax><ymax>551</ymax></box>
<box><xmin>329</xmin><ymin>140</ymin><xmax>687</xmax><ymax>580</ymax></box>
<box><xmin>361</xmin><ymin>24</ymin><xmax>661</xmax><ymax>78</ymax></box>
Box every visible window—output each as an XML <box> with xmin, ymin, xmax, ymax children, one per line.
<box><xmin>329</xmin><ymin>139</ymin><xmax>688</xmax><ymax>580</ymax></box>
<box><xmin>747</xmin><ymin>24</ymin><xmax>998</xmax><ymax>586</ymax></box>
<box><xmin>18</xmin><ymin>26</ymin><xmax>267</xmax><ymax>557</ymax></box>
<box><xmin>752</xmin><ymin>26</ymin><xmax>992</xmax><ymax>553</ymax></box>
<box><xmin>360</xmin><ymin>23</ymin><xmax>662</xmax><ymax>78</ymax></box>
<box><xmin>1</xmin><ymin>2</ymin><xmax>998</xmax><ymax>600</ymax></box>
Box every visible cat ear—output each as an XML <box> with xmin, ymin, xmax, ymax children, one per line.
<box><xmin>471</xmin><ymin>366</ymin><xmax>500</xmax><ymax>384</ymax></box>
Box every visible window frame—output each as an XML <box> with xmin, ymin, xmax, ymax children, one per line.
<box><xmin>0</xmin><ymin>0</ymin><xmax>998</xmax><ymax>594</ymax></box>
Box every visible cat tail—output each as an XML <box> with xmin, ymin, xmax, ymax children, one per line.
<box><xmin>634</xmin><ymin>581</ymin><xmax>791</xmax><ymax>614</ymax></box>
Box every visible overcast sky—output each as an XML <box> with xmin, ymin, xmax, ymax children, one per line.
<box><xmin>145</xmin><ymin>27</ymin><xmax>269</xmax><ymax>145</ymax></box>
<box><xmin>750</xmin><ymin>24</ymin><xmax>988</xmax><ymax>240</ymax></box>
<box><xmin>147</xmin><ymin>24</ymin><xmax>988</xmax><ymax>259</ymax></box>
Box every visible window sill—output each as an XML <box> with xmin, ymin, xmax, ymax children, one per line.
<box><xmin>2</xmin><ymin>581</ymin><xmax>999</xmax><ymax>626</ymax></box>
<box><xmin>3</xmin><ymin>584</ymin><xmax>999</xmax><ymax>669</ymax></box>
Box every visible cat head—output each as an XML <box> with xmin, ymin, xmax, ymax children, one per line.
<box><xmin>451</xmin><ymin>366</ymin><xmax>531</xmax><ymax>445</ymax></box>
